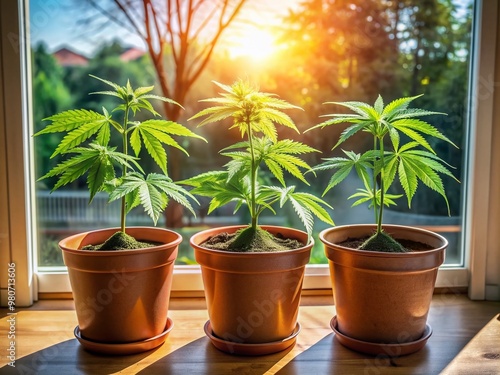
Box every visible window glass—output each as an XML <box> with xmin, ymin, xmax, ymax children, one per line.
<box><xmin>31</xmin><ymin>0</ymin><xmax>473</xmax><ymax>268</ymax></box>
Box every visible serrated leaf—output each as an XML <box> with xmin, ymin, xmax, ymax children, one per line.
<box><xmin>328</xmin><ymin>101</ymin><xmax>376</xmax><ymax>118</ymax></box>
<box><xmin>142</xmin><ymin>120</ymin><xmax>206</xmax><ymax>141</ymax></box>
<box><xmin>90</xmin><ymin>90</ymin><xmax>121</xmax><ymax>98</ymax></box>
<box><xmin>144</xmin><ymin>127</ymin><xmax>188</xmax><ymax>155</ymax></box>
<box><xmin>132</xmin><ymin>99</ymin><xmax>159</xmax><ymax>116</ymax></box>
<box><xmin>349</xmin><ymin>189</ymin><xmax>374</xmax><ymax>207</ymax></box>
<box><xmin>382</xmin><ymin>153</ymin><xmax>399</xmax><ymax>191</ymax></box>
<box><xmin>305</xmin><ymin>116</ymin><xmax>364</xmax><ymax>133</ymax></box>
<box><xmin>190</xmin><ymin>80</ymin><xmax>301</xmax><ymax>142</ymax></box>
<box><xmin>140</xmin><ymin>129</ymin><xmax>167</xmax><ymax>174</ymax></box>
<box><xmin>264</xmin><ymin>159</ymin><xmax>285</xmax><ymax>186</ymax></box>
<box><xmin>39</xmin><ymin>144</ymin><xmax>135</xmax><ymax>200</ymax></box>
<box><xmin>333</xmin><ymin>122</ymin><xmax>370</xmax><ymax>149</ymax></box>
<box><xmin>179</xmin><ymin>171</ymin><xmax>228</xmax><ymax>187</ymax></box>
<box><xmin>272</xmin><ymin>139</ymin><xmax>318</xmax><ymax>155</ymax></box>
<box><xmin>87</xmin><ymin>157</ymin><xmax>114</xmax><ymax>203</ymax></box>
<box><xmin>390</xmin><ymin>122</ymin><xmax>434</xmax><ymax>153</ymax></box>
<box><xmin>323</xmin><ymin>165</ymin><xmax>352</xmax><ymax>195</ymax></box>
<box><xmin>406</xmin><ymin>150</ymin><xmax>459</xmax><ymax>179</ymax></box>
<box><xmin>130</xmin><ymin>128</ymin><xmax>142</xmax><ymax>156</ymax></box>
<box><xmin>108</xmin><ymin>173</ymin><xmax>165</xmax><ymax>224</ymax></box>
<box><xmin>134</xmin><ymin>85</ymin><xmax>154</xmax><ymax>97</ymax></box>
<box><xmin>52</xmin><ymin>118</ymin><xmax>109</xmax><ymax>157</ymax></box>
<box><xmin>398</xmin><ymin>158</ymin><xmax>418</xmax><ymax>207</ymax></box>
<box><xmin>189</xmin><ymin>106</ymin><xmax>236</xmax><ymax>126</ymax></box>
<box><xmin>225</xmin><ymin>158</ymin><xmax>250</xmax><ymax>181</ymax></box>
<box><xmin>140</xmin><ymin>182</ymin><xmax>165</xmax><ymax>224</ymax></box>
<box><xmin>46</xmin><ymin>153</ymin><xmax>98</xmax><ymax>191</ymax></box>
<box><xmin>96</xmin><ymin>122</ymin><xmax>111</xmax><ymax>146</ymax></box>
<box><xmin>388</xmin><ymin>126</ymin><xmax>400</xmax><ymax>151</ymax></box>
<box><xmin>289</xmin><ymin>194</ymin><xmax>314</xmax><ymax>237</ymax></box>
<box><xmin>140</xmin><ymin>94</ymin><xmax>183</xmax><ymax>109</ymax></box>
<box><xmin>89</xmin><ymin>74</ymin><xmax>122</xmax><ymax>91</ymax></box>
<box><xmin>36</xmin><ymin>109</ymin><xmax>107</xmax><ymax>137</ymax></box>
<box><xmin>290</xmin><ymin>192</ymin><xmax>334</xmax><ymax>225</ymax></box>
<box><xmin>392</xmin><ymin>108</ymin><xmax>445</xmax><ymax>120</ymax></box>
<box><xmin>145</xmin><ymin>173</ymin><xmax>198</xmax><ymax>217</ymax></box>
<box><xmin>108</xmin><ymin>175</ymin><xmax>142</xmax><ymax>201</ymax></box>
<box><xmin>271</xmin><ymin>154</ymin><xmax>311</xmax><ymax>184</ymax></box>
<box><xmin>125</xmin><ymin>188</ymin><xmax>141</xmax><ymax>213</ymax></box>
<box><xmin>260</xmin><ymin>107</ymin><xmax>299</xmax><ymax>132</ymax></box>
<box><xmin>382</xmin><ymin>95</ymin><xmax>422</xmax><ymax>118</ymax></box>
<box><xmin>392</xmin><ymin>118</ymin><xmax>456</xmax><ymax>147</ymax></box>
<box><xmin>374</xmin><ymin>95</ymin><xmax>384</xmax><ymax>113</ymax></box>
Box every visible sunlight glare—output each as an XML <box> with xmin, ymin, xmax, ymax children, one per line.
<box><xmin>227</xmin><ymin>28</ymin><xmax>277</xmax><ymax>61</ymax></box>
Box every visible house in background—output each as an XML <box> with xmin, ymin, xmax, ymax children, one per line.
<box><xmin>120</xmin><ymin>46</ymin><xmax>145</xmax><ymax>62</ymax></box>
<box><xmin>52</xmin><ymin>45</ymin><xmax>145</xmax><ymax>67</ymax></box>
<box><xmin>52</xmin><ymin>46</ymin><xmax>88</xmax><ymax>67</ymax></box>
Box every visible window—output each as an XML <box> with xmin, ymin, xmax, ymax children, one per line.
<box><xmin>2</xmin><ymin>0</ymin><xmax>499</xmax><ymax>303</ymax></box>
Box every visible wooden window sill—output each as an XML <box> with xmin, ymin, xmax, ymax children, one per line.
<box><xmin>0</xmin><ymin>294</ymin><xmax>499</xmax><ymax>374</ymax></box>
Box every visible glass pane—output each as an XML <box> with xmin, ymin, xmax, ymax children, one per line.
<box><xmin>31</xmin><ymin>0</ymin><xmax>472</xmax><ymax>268</ymax></box>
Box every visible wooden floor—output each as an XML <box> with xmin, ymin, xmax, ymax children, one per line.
<box><xmin>0</xmin><ymin>294</ymin><xmax>499</xmax><ymax>375</ymax></box>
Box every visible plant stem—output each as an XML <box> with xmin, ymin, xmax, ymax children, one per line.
<box><xmin>372</xmin><ymin>136</ymin><xmax>379</xmax><ymax>226</ymax></box>
<box><xmin>376</xmin><ymin>136</ymin><xmax>386</xmax><ymax>235</ymax></box>
<box><xmin>120</xmin><ymin>104</ymin><xmax>130</xmax><ymax>233</ymax></box>
<box><xmin>246</xmin><ymin>117</ymin><xmax>258</xmax><ymax>231</ymax></box>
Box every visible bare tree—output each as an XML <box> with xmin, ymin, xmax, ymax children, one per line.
<box><xmin>84</xmin><ymin>0</ymin><xmax>248</xmax><ymax>227</ymax></box>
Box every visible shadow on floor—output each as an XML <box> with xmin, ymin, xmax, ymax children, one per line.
<box><xmin>0</xmin><ymin>339</ymin><xmax>152</xmax><ymax>375</ymax></box>
<box><xmin>136</xmin><ymin>336</ymin><xmax>291</xmax><ymax>375</ymax></box>
<box><xmin>274</xmin><ymin>333</ymin><xmax>439</xmax><ymax>375</ymax></box>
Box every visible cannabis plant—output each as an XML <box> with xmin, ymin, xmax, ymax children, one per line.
<box><xmin>35</xmin><ymin>75</ymin><xmax>204</xmax><ymax>249</ymax></box>
<box><xmin>182</xmin><ymin>80</ymin><xmax>334</xmax><ymax>252</ymax></box>
<box><xmin>308</xmin><ymin>95</ymin><xmax>458</xmax><ymax>252</ymax></box>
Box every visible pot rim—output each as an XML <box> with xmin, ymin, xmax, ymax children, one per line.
<box><xmin>319</xmin><ymin>224</ymin><xmax>448</xmax><ymax>258</ymax></box>
<box><xmin>189</xmin><ymin>224</ymin><xmax>313</xmax><ymax>257</ymax></box>
<box><xmin>59</xmin><ymin>226</ymin><xmax>182</xmax><ymax>256</ymax></box>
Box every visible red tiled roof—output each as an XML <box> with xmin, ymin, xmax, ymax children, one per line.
<box><xmin>53</xmin><ymin>48</ymin><xmax>88</xmax><ymax>67</ymax></box>
<box><xmin>120</xmin><ymin>47</ymin><xmax>146</xmax><ymax>61</ymax></box>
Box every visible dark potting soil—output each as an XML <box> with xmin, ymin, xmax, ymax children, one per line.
<box><xmin>201</xmin><ymin>230</ymin><xmax>304</xmax><ymax>253</ymax></box>
<box><xmin>82</xmin><ymin>231</ymin><xmax>158</xmax><ymax>251</ymax></box>
<box><xmin>340</xmin><ymin>237</ymin><xmax>433</xmax><ymax>252</ymax></box>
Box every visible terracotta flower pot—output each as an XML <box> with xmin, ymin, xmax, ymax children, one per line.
<box><xmin>190</xmin><ymin>225</ymin><xmax>312</xmax><ymax>354</ymax></box>
<box><xmin>320</xmin><ymin>224</ymin><xmax>447</xmax><ymax>355</ymax></box>
<box><xmin>59</xmin><ymin>227</ymin><xmax>180</xmax><ymax>354</ymax></box>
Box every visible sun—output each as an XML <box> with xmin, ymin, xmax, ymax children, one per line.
<box><xmin>226</xmin><ymin>27</ymin><xmax>277</xmax><ymax>61</ymax></box>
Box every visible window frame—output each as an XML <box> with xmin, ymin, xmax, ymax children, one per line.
<box><xmin>1</xmin><ymin>0</ymin><xmax>497</xmax><ymax>305</ymax></box>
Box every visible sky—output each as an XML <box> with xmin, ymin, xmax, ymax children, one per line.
<box><xmin>29</xmin><ymin>0</ymin><xmax>144</xmax><ymax>55</ymax></box>
<box><xmin>28</xmin><ymin>0</ymin><xmax>300</xmax><ymax>57</ymax></box>
<box><xmin>29</xmin><ymin>0</ymin><xmax>471</xmax><ymax>59</ymax></box>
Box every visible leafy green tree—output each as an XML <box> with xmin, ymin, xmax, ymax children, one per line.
<box><xmin>386</xmin><ymin>0</ymin><xmax>472</xmax><ymax>215</ymax></box>
<box><xmin>32</xmin><ymin>43</ymin><xmax>73</xmax><ymax>184</ymax></box>
<box><xmin>279</xmin><ymin>0</ymin><xmax>399</xmax><ymax>100</ymax></box>
<box><xmin>392</xmin><ymin>0</ymin><xmax>456</xmax><ymax>96</ymax></box>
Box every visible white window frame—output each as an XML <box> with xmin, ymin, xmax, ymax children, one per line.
<box><xmin>1</xmin><ymin>0</ymin><xmax>498</xmax><ymax>305</ymax></box>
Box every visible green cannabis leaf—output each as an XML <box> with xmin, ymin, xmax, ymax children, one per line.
<box><xmin>308</xmin><ymin>94</ymin><xmax>459</xmax><ymax>252</ymax></box>
<box><xmin>35</xmin><ymin>75</ymin><xmax>205</xmax><ymax>231</ymax></box>
<box><xmin>183</xmin><ymin>80</ymin><xmax>334</xmax><ymax>248</ymax></box>
<box><xmin>108</xmin><ymin>173</ymin><xmax>197</xmax><ymax>225</ymax></box>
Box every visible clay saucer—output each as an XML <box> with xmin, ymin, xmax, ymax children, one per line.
<box><xmin>204</xmin><ymin>320</ymin><xmax>301</xmax><ymax>356</ymax></box>
<box><xmin>330</xmin><ymin>316</ymin><xmax>432</xmax><ymax>357</ymax></box>
<box><xmin>74</xmin><ymin>317</ymin><xmax>173</xmax><ymax>355</ymax></box>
